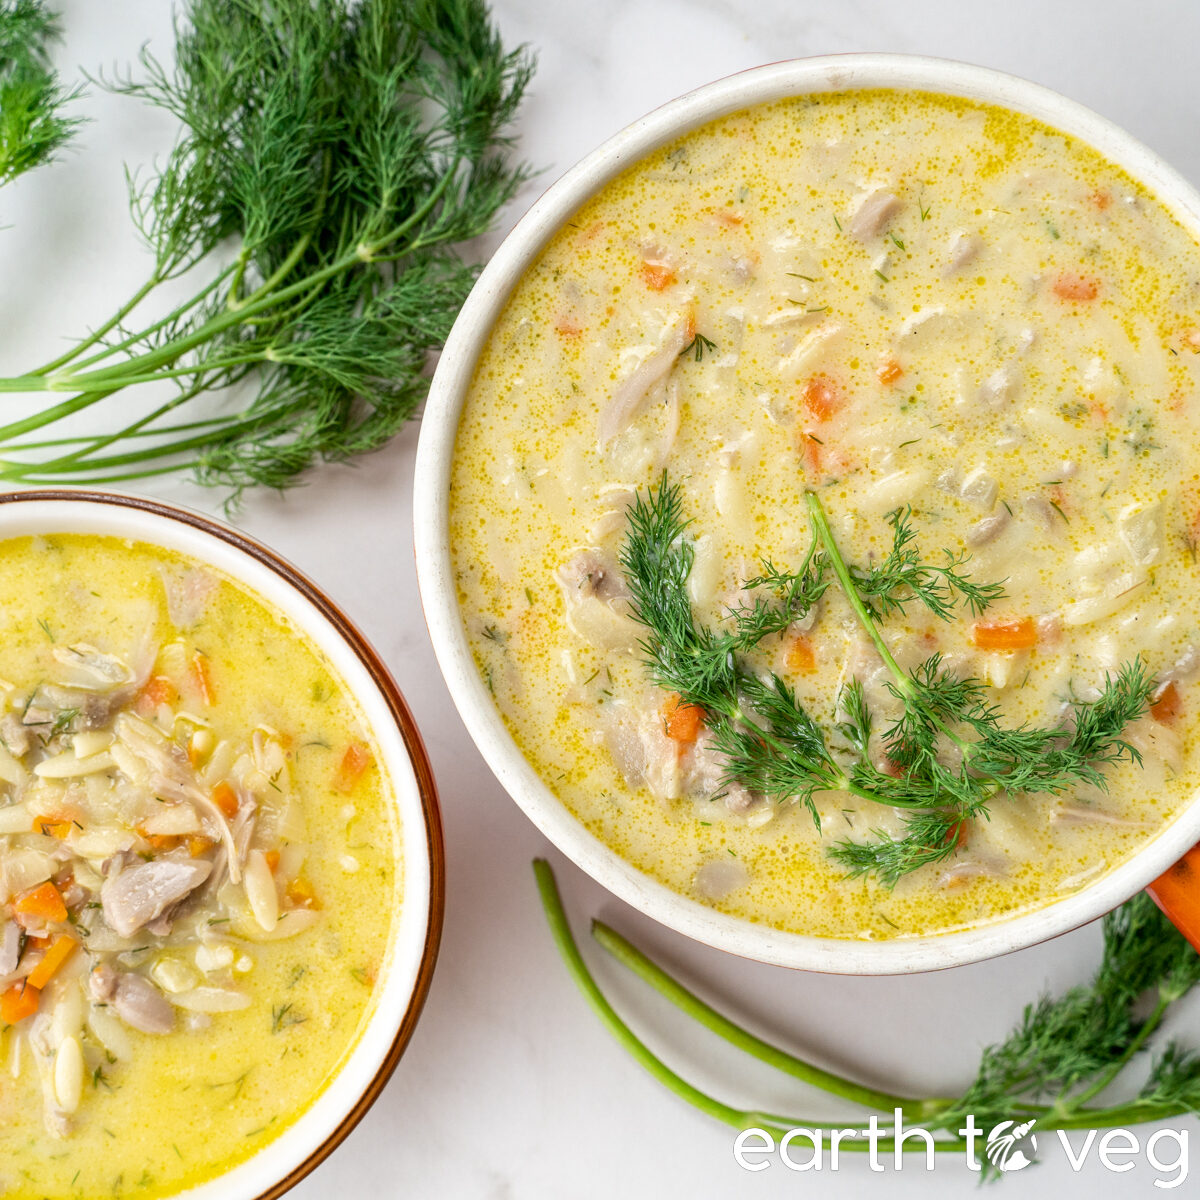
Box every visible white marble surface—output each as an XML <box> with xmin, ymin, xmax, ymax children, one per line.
<box><xmin>5</xmin><ymin>1</ymin><xmax>1200</xmax><ymax>1196</ymax></box>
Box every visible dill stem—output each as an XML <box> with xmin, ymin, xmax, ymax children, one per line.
<box><xmin>27</xmin><ymin>270</ymin><xmax>160</xmax><ymax>377</ymax></box>
<box><xmin>592</xmin><ymin>919</ymin><xmax>939</xmax><ymax>1116</ymax></box>
<box><xmin>41</xmin><ymin>260</ymin><xmax>239</xmax><ymax>377</ymax></box>
<box><xmin>533</xmin><ymin>859</ymin><xmax>774</xmax><ymax>1130</ymax></box>
<box><xmin>0</xmin><ymin>386</ymin><xmax>116</xmax><ymax>442</ymax></box>
<box><xmin>536</xmin><ymin>861</ymin><xmax>967</xmax><ymax>1152</ymax></box>
<box><xmin>6</xmin><ymin>374</ymin><xmax>227</xmax><ymax>475</ymax></box>
<box><xmin>1061</xmin><ymin>993</ymin><xmax>1171</xmax><ymax>1113</ymax></box>
<box><xmin>805</xmin><ymin>490</ymin><xmax>987</xmax><ymax>774</ymax></box>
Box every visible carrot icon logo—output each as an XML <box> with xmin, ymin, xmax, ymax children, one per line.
<box><xmin>985</xmin><ymin>1120</ymin><xmax>1039</xmax><ymax>1172</ymax></box>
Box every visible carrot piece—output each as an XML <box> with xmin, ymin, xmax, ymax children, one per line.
<box><xmin>33</xmin><ymin>818</ymin><xmax>72</xmax><ymax>840</ymax></box>
<box><xmin>135</xmin><ymin>825</ymin><xmax>181</xmax><ymax>852</ymax></box>
<box><xmin>333</xmin><ymin>743</ymin><xmax>372</xmax><ymax>793</ymax></box>
<box><xmin>876</xmin><ymin>358</ymin><xmax>903</xmax><ymax>386</ymax></box>
<box><xmin>144</xmin><ymin>675</ymin><xmax>178</xmax><ymax>708</ymax></box>
<box><xmin>554</xmin><ymin>315</ymin><xmax>582</xmax><ymax>337</ymax></box>
<box><xmin>286</xmin><ymin>876</ymin><xmax>320</xmax><ymax>910</ymax></box>
<box><xmin>211</xmin><ymin>781</ymin><xmax>239</xmax><ymax>819</ymax></box>
<box><xmin>639</xmin><ymin>260</ymin><xmax>676</xmax><ymax>291</ymax></box>
<box><xmin>265</xmin><ymin>850</ymin><xmax>280</xmax><ymax>873</ymax></box>
<box><xmin>786</xmin><ymin>635</ymin><xmax>816</xmax><ymax>673</ymax></box>
<box><xmin>1052</xmin><ymin>272</ymin><xmax>1100</xmax><ymax>301</ymax></box>
<box><xmin>14</xmin><ymin>880</ymin><xmax>67</xmax><ymax>923</ymax></box>
<box><xmin>187</xmin><ymin>835</ymin><xmax>215</xmax><ymax>858</ymax></box>
<box><xmin>1</xmin><ymin>980</ymin><xmax>40</xmax><ymax>1025</ymax></box>
<box><xmin>1088</xmin><ymin>189</ymin><xmax>1112</xmax><ymax>211</ymax></box>
<box><xmin>713</xmin><ymin>209</ymin><xmax>744</xmax><ymax>228</ymax></box>
<box><xmin>971</xmin><ymin>617</ymin><xmax>1038</xmax><ymax>651</ymax></box>
<box><xmin>25</xmin><ymin>935</ymin><xmax>76</xmax><ymax>990</ymax></box>
<box><xmin>662</xmin><ymin>693</ymin><xmax>704</xmax><ymax>743</ymax></box>
<box><xmin>801</xmin><ymin>373</ymin><xmax>841</xmax><ymax>421</ymax></box>
<box><xmin>940</xmin><ymin>820</ymin><xmax>969</xmax><ymax>850</ymax></box>
<box><xmin>191</xmin><ymin>651</ymin><xmax>215</xmax><ymax>706</ymax></box>
<box><xmin>1151</xmin><ymin>681</ymin><xmax>1183</xmax><ymax>724</ymax></box>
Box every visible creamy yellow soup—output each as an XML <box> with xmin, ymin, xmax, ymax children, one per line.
<box><xmin>451</xmin><ymin>89</ymin><xmax>1200</xmax><ymax>940</ymax></box>
<box><xmin>0</xmin><ymin>535</ymin><xmax>400</xmax><ymax>1197</ymax></box>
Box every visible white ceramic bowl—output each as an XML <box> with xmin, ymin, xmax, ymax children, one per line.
<box><xmin>414</xmin><ymin>54</ymin><xmax>1200</xmax><ymax>974</ymax></box>
<box><xmin>0</xmin><ymin>489</ymin><xmax>444</xmax><ymax>1198</ymax></box>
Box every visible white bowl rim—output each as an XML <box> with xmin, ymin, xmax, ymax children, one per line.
<box><xmin>414</xmin><ymin>52</ymin><xmax>1200</xmax><ymax>974</ymax></box>
<box><xmin>0</xmin><ymin>488</ymin><xmax>445</xmax><ymax>1196</ymax></box>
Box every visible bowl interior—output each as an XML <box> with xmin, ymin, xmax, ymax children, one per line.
<box><xmin>414</xmin><ymin>53</ymin><xmax>1200</xmax><ymax>974</ymax></box>
<box><xmin>0</xmin><ymin>489</ymin><xmax>442</xmax><ymax>1197</ymax></box>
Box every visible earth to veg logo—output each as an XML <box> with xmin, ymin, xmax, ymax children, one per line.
<box><xmin>984</xmin><ymin>1119</ymin><xmax>1038</xmax><ymax>1172</ymax></box>
<box><xmin>732</xmin><ymin>1110</ymin><xmax>1189</xmax><ymax>1187</ymax></box>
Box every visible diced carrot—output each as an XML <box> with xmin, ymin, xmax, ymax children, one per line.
<box><xmin>333</xmin><ymin>743</ymin><xmax>372</xmax><ymax>793</ymax></box>
<box><xmin>286</xmin><ymin>876</ymin><xmax>320</xmax><ymax>910</ymax></box>
<box><xmin>211</xmin><ymin>780</ymin><xmax>239</xmax><ymax>819</ymax></box>
<box><xmin>801</xmin><ymin>373</ymin><xmax>841</xmax><ymax>421</ymax></box>
<box><xmin>144</xmin><ymin>675</ymin><xmax>178</xmax><ymax>708</ymax></box>
<box><xmin>800</xmin><ymin>433</ymin><xmax>824</xmax><ymax>476</ymax></box>
<box><xmin>876</xmin><ymin>358</ymin><xmax>903</xmax><ymax>386</ymax></box>
<box><xmin>14</xmin><ymin>880</ymin><xmax>67</xmax><ymax>923</ymax></box>
<box><xmin>940</xmin><ymin>820</ymin><xmax>968</xmax><ymax>850</ymax></box>
<box><xmin>1088</xmin><ymin>189</ymin><xmax>1112</xmax><ymax>211</ymax></box>
<box><xmin>265</xmin><ymin>850</ymin><xmax>280</xmax><ymax>873</ymax></box>
<box><xmin>971</xmin><ymin>617</ymin><xmax>1039</xmax><ymax>651</ymax></box>
<box><xmin>33</xmin><ymin>818</ymin><xmax>72</xmax><ymax>840</ymax></box>
<box><xmin>187</xmin><ymin>835</ymin><xmax>215</xmax><ymax>858</ymax></box>
<box><xmin>1151</xmin><ymin>681</ymin><xmax>1183</xmax><ymax>724</ymax></box>
<box><xmin>1</xmin><ymin>980</ymin><xmax>40</xmax><ymax>1025</ymax></box>
<box><xmin>662</xmin><ymin>693</ymin><xmax>704</xmax><ymax>743</ymax></box>
<box><xmin>135</xmin><ymin>825</ymin><xmax>181</xmax><ymax>852</ymax></box>
<box><xmin>639</xmin><ymin>260</ymin><xmax>677</xmax><ymax>291</ymax></box>
<box><xmin>713</xmin><ymin>209</ymin><xmax>744</xmax><ymax>228</ymax></box>
<box><xmin>191</xmin><ymin>651</ymin><xmax>215</xmax><ymax>706</ymax></box>
<box><xmin>554</xmin><ymin>315</ymin><xmax>582</xmax><ymax>337</ymax></box>
<box><xmin>1052</xmin><ymin>272</ymin><xmax>1100</xmax><ymax>302</ymax></box>
<box><xmin>786</xmin><ymin>635</ymin><xmax>817</xmax><ymax>673</ymax></box>
<box><xmin>25</xmin><ymin>935</ymin><xmax>76</xmax><ymax>990</ymax></box>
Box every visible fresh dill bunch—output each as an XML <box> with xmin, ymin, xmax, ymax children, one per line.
<box><xmin>0</xmin><ymin>0</ymin><xmax>533</xmax><ymax>497</ymax></box>
<box><xmin>621</xmin><ymin>476</ymin><xmax>1156</xmax><ymax>886</ymax></box>
<box><xmin>0</xmin><ymin>0</ymin><xmax>81</xmax><ymax>186</ymax></box>
<box><xmin>944</xmin><ymin>892</ymin><xmax>1200</xmax><ymax>1145</ymax></box>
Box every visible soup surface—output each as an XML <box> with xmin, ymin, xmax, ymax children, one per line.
<box><xmin>0</xmin><ymin>535</ymin><xmax>399</xmax><ymax>1197</ymax></box>
<box><xmin>451</xmin><ymin>89</ymin><xmax>1200</xmax><ymax>940</ymax></box>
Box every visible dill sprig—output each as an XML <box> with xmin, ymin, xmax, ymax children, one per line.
<box><xmin>620</xmin><ymin>476</ymin><xmax>1155</xmax><ymax>885</ymax></box>
<box><xmin>536</xmin><ymin>860</ymin><xmax>1200</xmax><ymax>1173</ymax></box>
<box><xmin>0</xmin><ymin>0</ymin><xmax>82</xmax><ymax>186</ymax></box>
<box><xmin>0</xmin><ymin>0</ymin><xmax>533</xmax><ymax>498</ymax></box>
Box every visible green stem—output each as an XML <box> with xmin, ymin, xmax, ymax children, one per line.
<box><xmin>533</xmin><ymin>859</ymin><xmax>773</xmax><ymax>1132</ymax></box>
<box><xmin>592</xmin><ymin>919</ymin><xmax>948</xmax><ymax>1119</ymax></box>
<box><xmin>53</xmin><ymin>260</ymin><xmax>239</xmax><ymax>376</ymax></box>
<box><xmin>1062</xmin><ymin>994</ymin><xmax>1170</xmax><ymax>1113</ymax></box>
<box><xmin>805</xmin><ymin>490</ymin><xmax>994</xmax><ymax>784</ymax></box>
<box><xmin>27</xmin><ymin>270</ymin><xmax>160</xmax><ymax>376</ymax></box>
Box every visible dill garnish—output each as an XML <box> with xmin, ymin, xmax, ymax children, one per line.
<box><xmin>620</xmin><ymin>475</ymin><xmax>1154</xmax><ymax>884</ymax></box>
